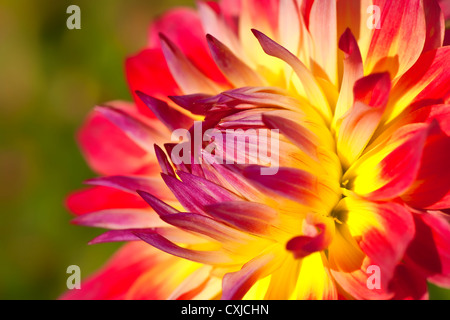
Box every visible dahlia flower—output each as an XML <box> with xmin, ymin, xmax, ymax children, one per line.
<box><xmin>64</xmin><ymin>0</ymin><xmax>450</xmax><ymax>300</ymax></box>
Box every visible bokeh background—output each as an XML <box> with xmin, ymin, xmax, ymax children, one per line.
<box><xmin>0</xmin><ymin>0</ymin><xmax>449</xmax><ymax>300</ymax></box>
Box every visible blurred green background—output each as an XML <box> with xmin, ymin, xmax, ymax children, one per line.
<box><xmin>0</xmin><ymin>0</ymin><xmax>449</xmax><ymax>300</ymax></box>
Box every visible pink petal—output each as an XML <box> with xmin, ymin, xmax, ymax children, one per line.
<box><xmin>125</xmin><ymin>48</ymin><xmax>179</xmax><ymax>117</ymax></box>
<box><xmin>66</xmin><ymin>186</ymin><xmax>149</xmax><ymax>216</ymax></box>
<box><xmin>77</xmin><ymin>110</ymin><xmax>153</xmax><ymax>176</ymax></box>
<box><xmin>72</xmin><ymin>209</ymin><xmax>164</xmax><ymax>230</ymax></box>
<box><xmin>159</xmin><ymin>33</ymin><xmax>226</xmax><ymax>95</ymax></box>
<box><xmin>405</xmin><ymin>211</ymin><xmax>450</xmax><ymax>288</ymax></box>
<box><xmin>134</xmin><ymin>230</ymin><xmax>234</xmax><ymax>265</ymax></box>
<box><xmin>137</xmin><ymin>190</ymin><xmax>179</xmax><ymax>217</ymax></box>
<box><xmin>329</xmin><ymin>199</ymin><xmax>415</xmax><ymax>299</ymax></box>
<box><xmin>148</xmin><ymin>8</ymin><xmax>228</xmax><ymax>86</ymax></box>
<box><xmin>60</xmin><ymin>242</ymin><xmax>172</xmax><ymax>300</ymax></box>
<box><xmin>135</xmin><ymin>91</ymin><xmax>193</xmax><ymax>132</ymax></box>
<box><xmin>206</xmin><ymin>34</ymin><xmax>265</xmax><ymax>87</ymax></box>
<box><xmin>387</xmin><ymin>47</ymin><xmax>450</xmax><ymax>124</ymax></box>
<box><xmin>243</xmin><ymin>165</ymin><xmax>321</xmax><ymax>207</ymax></box>
<box><xmin>388</xmin><ymin>263</ymin><xmax>429</xmax><ymax>300</ymax></box>
<box><xmin>365</xmin><ymin>0</ymin><xmax>426</xmax><ymax>78</ymax></box>
<box><xmin>402</xmin><ymin>124</ymin><xmax>450</xmax><ymax>209</ymax></box>
<box><xmin>205</xmin><ymin>201</ymin><xmax>278</xmax><ymax>236</ymax></box>
<box><xmin>85</xmin><ymin>175</ymin><xmax>174</xmax><ymax>201</ymax></box>
<box><xmin>336</xmin><ymin>73</ymin><xmax>391</xmax><ymax>168</ymax></box>
<box><xmin>334</xmin><ymin>28</ymin><xmax>364</xmax><ymax>124</ymax></box>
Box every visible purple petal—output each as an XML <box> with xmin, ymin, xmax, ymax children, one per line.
<box><xmin>205</xmin><ymin>201</ymin><xmax>278</xmax><ymax>236</ymax></box>
<box><xmin>136</xmin><ymin>91</ymin><xmax>193</xmax><ymax>131</ymax></box>
<box><xmin>160</xmin><ymin>212</ymin><xmax>255</xmax><ymax>244</ymax></box>
<box><xmin>154</xmin><ymin>144</ymin><xmax>176</xmax><ymax>176</ymax></box>
<box><xmin>251</xmin><ymin>29</ymin><xmax>331</xmax><ymax>120</ymax></box>
<box><xmin>133</xmin><ymin>230</ymin><xmax>234</xmax><ymax>264</ymax></box>
<box><xmin>169</xmin><ymin>93</ymin><xmax>213</xmax><ymax>115</ymax></box>
<box><xmin>95</xmin><ymin>106</ymin><xmax>158</xmax><ymax>151</ymax></box>
<box><xmin>159</xmin><ymin>33</ymin><xmax>223</xmax><ymax>94</ymax></box>
<box><xmin>206</xmin><ymin>34</ymin><xmax>266</xmax><ymax>87</ymax></box>
<box><xmin>72</xmin><ymin>209</ymin><xmax>164</xmax><ymax>230</ymax></box>
<box><xmin>137</xmin><ymin>190</ymin><xmax>179</xmax><ymax>216</ymax></box>
<box><xmin>85</xmin><ymin>175</ymin><xmax>173</xmax><ymax>200</ymax></box>
<box><xmin>243</xmin><ymin>165</ymin><xmax>320</xmax><ymax>205</ymax></box>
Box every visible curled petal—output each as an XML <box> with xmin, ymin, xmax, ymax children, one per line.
<box><xmin>154</xmin><ymin>144</ymin><xmax>176</xmax><ymax>177</ymax></box>
<box><xmin>137</xmin><ymin>190</ymin><xmax>179</xmax><ymax>217</ymax></box>
<box><xmin>222</xmin><ymin>250</ymin><xmax>280</xmax><ymax>300</ymax></box>
<box><xmin>286</xmin><ymin>220</ymin><xmax>334</xmax><ymax>260</ymax></box>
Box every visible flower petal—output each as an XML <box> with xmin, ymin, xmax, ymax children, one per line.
<box><xmin>251</xmin><ymin>29</ymin><xmax>332</xmax><ymax>121</ymax></box>
<box><xmin>159</xmin><ymin>33</ymin><xmax>226</xmax><ymax>95</ymax></box>
<box><xmin>336</xmin><ymin>73</ymin><xmax>391</xmax><ymax>168</ymax></box>
<box><xmin>334</xmin><ymin>28</ymin><xmax>364</xmax><ymax>126</ymax></box>
<box><xmin>344</xmin><ymin>122</ymin><xmax>432</xmax><ymax>200</ymax></box>
<box><xmin>85</xmin><ymin>175</ymin><xmax>174</xmax><ymax>200</ymax></box>
<box><xmin>308</xmin><ymin>0</ymin><xmax>338</xmax><ymax>86</ymax></box>
<box><xmin>386</xmin><ymin>47</ymin><xmax>450</xmax><ymax>125</ymax></box>
<box><xmin>405</xmin><ymin>211</ymin><xmax>450</xmax><ymax>288</ymax></box>
<box><xmin>66</xmin><ymin>186</ymin><xmax>149</xmax><ymax>216</ymax></box>
<box><xmin>148</xmin><ymin>7</ymin><xmax>228</xmax><ymax>85</ymax></box>
<box><xmin>125</xmin><ymin>48</ymin><xmax>179</xmax><ymax>117</ymax></box>
<box><xmin>205</xmin><ymin>201</ymin><xmax>279</xmax><ymax>236</ymax></box>
<box><xmin>77</xmin><ymin>109</ymin><xmax>154</xmax><ymax>176</ymax></box>
<box><xmin>222</xmin><ymin>250</ymin><xmax>280</xmax><ymax>300</ymax></box>
<box><xmin>60</xmin><ymin>242</ymin><xmax>172</xmax><ymax>300</ymax></box>
<box><xmin>402</xmin><ymin>124</ymin><xmax>450</xmax><ymax>209</ymax></box>
<box><xmin>72</xmin><ymin>209</ymin><xmax>165</xmax><ymax>230</ymax></box>
<box><xmin>206</xmin><ymin>34</ymin><xmax>266</xmax><ymax>87</ymax></box>
<box><xmin>94</xmin><ymin>105</ymin><xmax>163</xmax><ymax>152</ymax></box>
<box><xmin>329</xmin><ymin>198</ymin><xmax>415</xmax><ymax>299</ymax></box>
<box><xmin>135</xmin><ymin>91</ymin><xmax>193</xmax><ymax>132</ymax></box>
<box><xmin>134</xmin><ymin>230</ymin><xmax>236</xmax><ymax>265</ymax></box>
<box><xmin>365</xmin><ymin>0</ymin><xmax>426</xmax><ymax>78</ymax></box>
<box><xmin>388</xmin><ymin>262</ymin><xmax>429</xmax><ymax>300</ymax></box>
<box><xmin>293</xmin><ymin>252</ymin><xmax>338</xmax><ymax>300</ymax></box>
